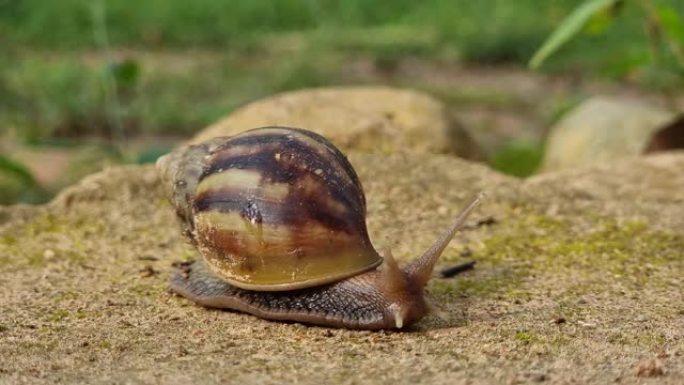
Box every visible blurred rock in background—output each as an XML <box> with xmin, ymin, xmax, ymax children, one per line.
<box><xmin>190</xmin><ymin>86</ymin><xmax>484</xmax><ymax>159</ymax></box>
<box><xmin>542</xmin><ymin>96</ymin><xmax>683</xmax><ymax>172</ymax></box>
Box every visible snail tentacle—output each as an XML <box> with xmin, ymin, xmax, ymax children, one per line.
<box><xmin>404</xmin><ymin>193</ymin><xmax>483</xmax><ymax>289</ymax></box>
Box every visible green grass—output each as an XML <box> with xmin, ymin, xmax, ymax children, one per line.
<box><xmin>0</xmin><ymin>1</ymin><xmax>560</xmax><ymax>49</ymax></box>
<box><xmin>1</xmin><ymin>48</ymin><xmax>340</xmax><ymax>139</ymax></box>
<box><xmin>0</xmin><ymin>154</ymin><xmax>47</xmax><ymax>204</ymax></box>
<box><xmin>4</xmin><ymin>0</ymin><xmax>679</xmax><ymax>69</ymax></box>
<box><xmin>490</xmin><ymin>141</ymin><xmax>545</xmax><ymax>177</ymax></box>
<box><xmin>2</xmin><ymin>0</ymin><xmax>681</xmax><ymax>140</ymax></box>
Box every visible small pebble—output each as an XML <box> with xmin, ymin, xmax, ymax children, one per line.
<box><xmin>634</xmin><ymin>358</ymin><xmax>664</xmax><ymax>377</ymax></box>
<box><xmin>476</xmin><ymin>217</ymin><xmax>497</xmax><ymax>227</ymax></box>
<box><xmin>139</xmin><ymin>266</ymin><xmax>158</xmax><ymax>278</ymax></box>
<box><xmin>520</xmin><ymin>371</ymin><xmax>548</xmax><ymax>383</ymax></box>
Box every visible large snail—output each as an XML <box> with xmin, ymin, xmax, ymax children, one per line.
<box><xmin>157</xmin><ymin>127</ymin><xmax>481</xmax><ymax>330</ymax></box>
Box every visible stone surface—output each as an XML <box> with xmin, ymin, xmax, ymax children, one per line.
<box><xmin>190</xmin><ymin>86</ymin><xmax>483</xmax><ymax>159</ymax></box>
<box><xmin>1</xmin><ymin>151</ymin><xmax>683</xmax><ymax>384</ymax></box>
<box><xmin>541</xmin><ymin>96</ymin><xmax>679</xmax><ymax>172</ymax></box>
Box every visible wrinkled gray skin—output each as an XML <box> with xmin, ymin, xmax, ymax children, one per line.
<box><xmin>171</xmin><ymin>259</ymin><xmax>428</xmax><ymax>330</ymax></box>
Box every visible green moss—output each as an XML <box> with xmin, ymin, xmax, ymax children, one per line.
<box><xmin>65</xmin><ymin>251</ymin><xmax>88</xmax><ymax>264</ymax></box>
<box><xmin>435</xmin><ymin>211</ymin><xmax>684</xmax><ymax>305</ymax></box>
<box><xmin>75</xmin><ymin>310</ymin><xmax>93</xmax><ymax>319</ymax></box>
<box><xmin>1</xmin><ymin>235</ymin><xmax>17</xmax><ymax>246</ymax></box>
<box><xmin>52</xmin><ymin>291</ymin><xmax>79</xmax><ymax>302</ymax></box>
<box><xmin>128</xmin><ymin>283</ymin><xmax>165</xmax><ymax>297</ymax></box>
<box><xmin>607</xmin><ymin>331</ymin><xmax>667</xmax><ymax>349</ymax></box>
<box><xmin>474</xmin><ymin>213</ymin><xmax>682</xmax><ymax>279</ymax></box>
<box><xmin>47</xmin><ymin>309</ymin><xmax>70</xmax><ymax>322</ymax></box>
<box><xmin>1</xmin><ymin>210</ymin><xmax>115</xmax><ymax>269</ymax></box>
<box><xmin>98</xmin><ymin>340</ymin><xmax>112</xmax><ymax>349</ymax></box>
<box><xmin>514</xmin><ymin>330</ymin><xmax>536</xmax><ymax>344</ymax></box>
<box><xmin>24</xmin><ymin>213</ymin><xmax>63</xmax><ymax>235</ymax></box>
<box><xmin>25</xmin><ymin>253</ymin><xmax>45</xmax><ymax>267</ymax></box>
<box><xmin>547</xmin><ymin>334</ymin><xmax>572</xmax><ymax>348</ymax></box>
<box><xmin>432</xmin><ymin>265</ymin><xmax>525</xmax><ymax>299</ymax></box>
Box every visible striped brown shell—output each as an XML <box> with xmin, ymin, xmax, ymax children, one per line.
<box><xmin>158</xmin><ymin>127</ymin><xmax>383</xmax><ymax>291</ymax></box>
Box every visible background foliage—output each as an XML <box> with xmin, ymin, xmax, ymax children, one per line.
<box><xmin>0</xmin><ymin>0</ymin><xmax>682</xmax><ymax>203</ymax></box>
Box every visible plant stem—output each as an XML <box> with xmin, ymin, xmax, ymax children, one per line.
<box><xmin>90</xmin><ymin>0</ymin><xmax>127</xmax><ymax>159</ymax></box>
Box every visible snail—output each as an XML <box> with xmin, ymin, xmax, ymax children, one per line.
<box><xmin>157</xmin><ymin>126</ymin><xmax>481</xmax><ymax>330</ymax></box>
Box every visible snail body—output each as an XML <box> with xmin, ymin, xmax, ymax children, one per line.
<box><xmin>158</xmin><ymin>127</ymin><xmax>481</xmax><ymax>329</ymax></box>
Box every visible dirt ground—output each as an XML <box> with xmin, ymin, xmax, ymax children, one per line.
<box><xmin>1</xmin><ymin>151</ymin><xmax>683</xmax><ymax>384</ymax></box>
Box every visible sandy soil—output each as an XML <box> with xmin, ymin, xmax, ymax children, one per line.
<box><xmin>1</xmin><ymin>152</ymin><xmax>682</xmax><ymax>384</ymax></box>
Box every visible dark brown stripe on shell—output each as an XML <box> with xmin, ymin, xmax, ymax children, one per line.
<box><xmin>196</xmin><ymin>132</ymin><xmax>366</xmax><ymax>227</ymax></box>
<box><xmin>193</xmin><ymin>184</ymin><xmax>366</xmax><ymax>235</ymax></box>
<box><xmin>215</xmin><ymin>127</ymin><xmax>362</xmax><ymax>188</ymax></box>
<box><xmin>200</xmin><ymin>128</ymin><xmax>366</xmax><ymax>212</ymax></box>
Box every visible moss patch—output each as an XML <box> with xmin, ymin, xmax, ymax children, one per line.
<box><xmin>433</xmin><ymin>211</ymin><xmax>683</xmax><ymax>303</ymax></box>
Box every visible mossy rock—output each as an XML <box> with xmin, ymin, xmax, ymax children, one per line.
<box><xmin>190</xmin><ymin>86</ymin><xmax>483</xmax><ymax>159</ymax></box>
<box><xmin>1</xmin><ymin>151</ymin><xmax>683</xmax><ymax>384</ymax></box>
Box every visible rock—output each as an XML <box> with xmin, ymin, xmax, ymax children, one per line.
<box><xmin>190</xmin><ymin>86</ymin><xmax>483</xmax><ymax>159</ymax></box>
<box><xmin>526</xmin><ymin>152</ymin><xmax>684</xmax><ymax>232</ymax></box>
<box><xmin>1</xmin><ymin>151</ymin><xmax>684</xmax><ymax>384</ymax></box>
<box><xmin>541</xmin><ymin>96</ymin><xmax>682</xmax><ymax>172</ymax></box>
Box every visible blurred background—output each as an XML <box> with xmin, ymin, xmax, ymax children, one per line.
<box><xmin>1</xmin><ymin>0</ymin><xmax>683</xmax><ymax>204</ymax></box>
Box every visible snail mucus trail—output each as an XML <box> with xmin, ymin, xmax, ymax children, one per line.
<box><xmin>158</xmin><ymin>126</ymin><xmax>482</xmax><ymax>330</ymax></box>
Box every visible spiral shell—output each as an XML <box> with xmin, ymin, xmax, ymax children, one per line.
<box><xmin>158</xmin><ymin>127</ymin><xmax>383</xmax><ymax>291</ymax></box>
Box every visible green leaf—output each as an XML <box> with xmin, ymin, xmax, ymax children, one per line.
<box><xmin>107</xmin><ymin>58</ymin><xmax>140</xmax><ymax>89</ymax></box>
<box><xmin>529</xmin><ymin>0</ymin><xmax>620</xmax><ymax>69</ymax></box>
<box><xmin>657</xmin><ymin>5</ymin><xmax>684</xmax><ymax>43</ymax></box>
<box><xmin>0</xmin><ymin>154</ymin><xmax>38</xmax><ymax>187</ymax></box>
<box><xmin>490</xmin><ymin>141</ymin><xmax>544</xmax><ymax>177</ymax></box>
<box><xmin>585</xmin><ymin>6</ymin><xmax>616</xmax><ymax>35</ymax></box>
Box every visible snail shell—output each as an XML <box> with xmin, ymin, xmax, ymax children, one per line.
<box><xmin>158</xmin><ymin>127</ymin><xmax>381</xmax><ymax>290</ymax></box>
<box><xmin>158</xmin><ymin>126</ymin><xmax>482</xmax><ymax>329</ymax></box>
